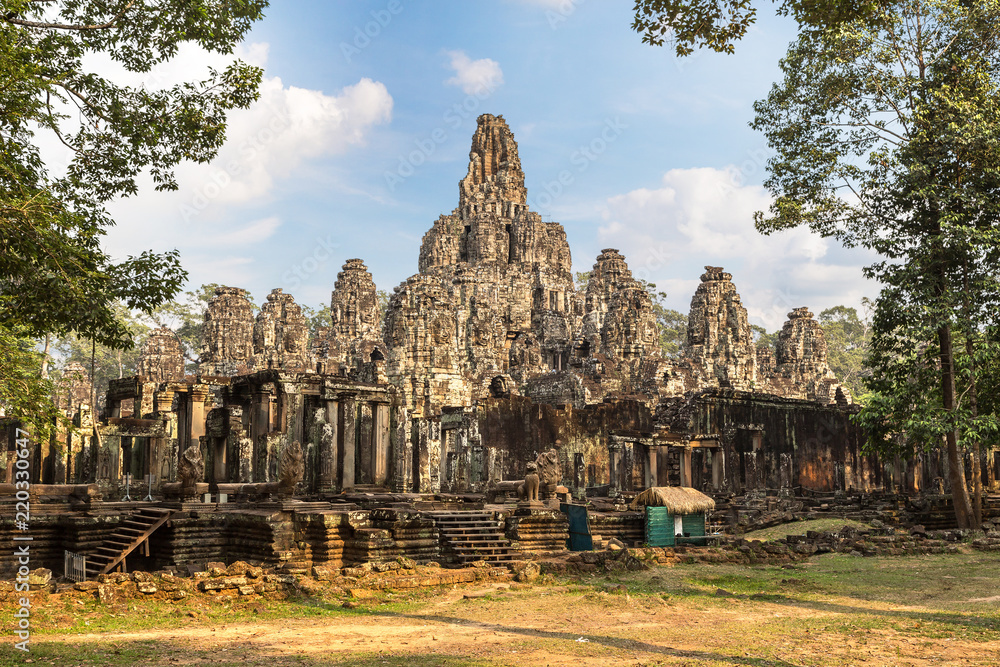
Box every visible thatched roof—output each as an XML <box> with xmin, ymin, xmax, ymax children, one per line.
<box><xmin>629</xmin><ymin>487</ymin><xmax>715</xmax><ymax>514</ymax></box>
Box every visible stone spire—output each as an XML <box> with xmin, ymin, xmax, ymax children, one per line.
<box><xmin>321</xmin><ymin>259</ymin><xmax>386</xmax><ymax>372</ymax></box>
<box><xmin>580</xmin><ymin>249</ymin><xmax>642</xmax><ymax>350</ymax></box>
<box><xmin>763</xmin><ymin>307</ymin><xmax>846</xmax><ymax>403</ymax></box>
<box><xmin>458</xmin><ymin>113</ymin><xmax>527</xmax><ymax>220</ymax></box>
<box><xmin>251</xmin><ymin>288</ymin><xmax>311</xmax><ymax>372</ymax></box>
<box><xmin>330</xmin><ymin>259</ymin><xmax>381</xmax><ymax>341</ymax></box>
<box><xmin>685</xmin><ymin>266</ymin><xmax>757</xmax><ymax>389</ymax></box>
<box><xmin>137</xmin><ymin>327</ymin><xmax>185</xmax><ymax>382</ymax></box>
<box><xmin>199</xmin><ymin>286</ymin><xmax>254</xmax><ymax>376</ymax></box>
<box><xmin>57</xmin><ymin>361</ymin><xmax>92</xmax><ymax>414</ymax></box>
<box><xmin>775</xmin><ymin>308</ymin><xmax>830</xmax><ymax>375</ymax></box>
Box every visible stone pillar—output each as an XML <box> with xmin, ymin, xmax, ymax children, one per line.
<box><xmin>429</xmin><ymin>426</ymin><xmax>440</xmax><ymax>493</ymax></box>
<box><xmin>357</xmin><ymin>403</ymin><xmax>373</xmax><ymax>485</ymax></box>
<box><xmin>987</xmin><ymin>449</ymin><xmax>997</xmax><ymax>493</ymax></box>
<box><xmin>320</xmin><ymin>401</ymin><xmax>339</xmax><ymax>491</ymax></box>
<box><xmin>154</xmin><ymin>389</ymin><xmax>175</xmax><ymax>416</ymax></box>
<box><xmin>647</xmin><ymin>446</ymin><xmax>657</xmax><ymax>488</ymax></box>
<box><xmin>608</xmin><ymin>438</ymin><xmax>621</xmax><ymax>497</ymax></box>
<box><xmin>190</xmin><ymin>388</ymin><xmax>208</xmax><ymax>451</ymax></box>
<box><xmin>391</xmin><ymin>408</ymin><xmax>410</xmax><ymax>492</ymax></box>
<box><xmin>251</xmin><ymin>391</ymin><xmax>271</xmax><ymax>483</ymax></box>
<box><xmin>622</xmin><ymin>442</ymin><xmax>634</xmax><ymax>492</ymax></box>
<box><xmin>372</xmin><ymin>403</ymin><xmax>389</xmax><ymax>487</ymax></box>
<box><xmin>680</xmin><ymin>446</ymin><xmax>692</xmax><ymax>487</ymax></box>
<box><xmin>711</xmin><ymin>448</ymin><xmax>725</xmax><ymax>490</ymax></box>
<box><xmin>341</xmin><ymin>397</ymin><xmax>357</xmax><ymax>490</ymax></box>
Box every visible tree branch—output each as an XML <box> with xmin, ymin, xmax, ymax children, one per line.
<box><xmin>4</xmin><ymin>1</ymin><xmax>135</xmax><ymax>31</ymax></box>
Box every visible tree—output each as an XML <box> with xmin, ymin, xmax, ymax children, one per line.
<box><xmin>638</xmin><ymin>280</ymin><xmax>688</xmax><ymax>358</ymax></box>
<box><xmin>631</xmin><ymin>0</ymin><xmax>879</xmax><ymax>56</ymax></box>
<box><xmin>0</xmin><ymin>325</ymin><xmax>62</xmax><ymax>435</ymax></box>
<box><xmin>149</xmin><ymin>283</ymin><xmax>226</xmax><ymax>372</ymax></box>
<box><xmin>301</xmin><ymin>303</ymin><xmax>332</xmax><ymax>340</ymax></box>
<box><xmin>0</xmin><ymin>2</ymin><xmax>267</xmax><ymax>438</ymax></box>
<box><xmin>751</xmin><ymin>323</ymin><xmax>779</xmax><ymax>352</ymax></box>
<box><xmin>818</xmin><ymin>304</ymin><xmax>871</xmax><ymax>400</ymax></box>
<box><xmin>751</xmin><ymin>1</ymin><xmax>1000</xmax><ymax>528</ymax></box>
<box><xmin>51</xmin><ymin>303</ymin><xmax>150</xmax><ymax>411</ymax></box>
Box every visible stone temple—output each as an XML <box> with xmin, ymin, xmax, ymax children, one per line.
<box><xmin>3</xmin><ymin>114</ymin><xmax>995</xmax><ymax>578</ymax></box>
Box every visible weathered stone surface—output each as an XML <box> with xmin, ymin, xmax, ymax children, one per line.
<box><xmin>458</xmin><ymin>113</ymin><xmax>527</xmax><ymax>220</ymax></box>
<box><xmin>251</xmin><ymin>288</ymin><xmax>311</xmax><ymax>372</ymax></box>
<box><xmin>56</xmin><ymin>361</ymin><xmax>92</xmax><ymax>413</ymax></box>
<box><xmin>316</xmin><ymin>259</ymin><xmax>386</xmax><ymax>375</ymax></box>
<box><xmin>762</xmin><ymin>308</ymin><xmax>846</xmax><ymax>404</ymax></box>
<box><xmin>200</xmin><ymin>286</ymin><xmax>254</xmax><ymax>376</ymax></box>
<box><xmin>387</xmin><ymin>113</ymin><xmax>577</xmax><ymax>415</ymax></box>
<box><xmin>685</xmin><ymin>266</ymin><xmax>758</xmax><ymax>390</ymax></box>
<box><xmin>137</xmin><ymin>327</ymin><xmax>185</xmax><ymax>382</ymax></box>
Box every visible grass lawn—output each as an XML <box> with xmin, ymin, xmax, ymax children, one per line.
<box><xmin>3</xmin><ymin>550</ymin><xmax>999</xmax><ymax>666</ymax></box>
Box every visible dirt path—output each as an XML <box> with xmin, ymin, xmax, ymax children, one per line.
<box><xmin>42</xmin><ymin>583</ymin><xmax>1000</xmax><ymax>666</ymax></box>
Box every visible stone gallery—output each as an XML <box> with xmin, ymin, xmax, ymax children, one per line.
<box><xmin>2</xmin><ymin>114</ymin><xmax>992</xmax><ymax>577</ymax></box>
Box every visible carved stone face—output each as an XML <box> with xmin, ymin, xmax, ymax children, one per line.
<box><xmin>432</xmin><ymin>315</ymin><xmax>453</xmax><ymax>345</ymax></box>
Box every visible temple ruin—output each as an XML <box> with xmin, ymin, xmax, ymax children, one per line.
<box><xmin>3</xmin><ymin>113</ymin><xmax>997</xmax><ymax>578</ymax></box>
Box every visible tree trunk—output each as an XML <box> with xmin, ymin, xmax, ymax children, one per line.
<box><xmin>966</xmin><ymin>332</ymin><xmax>983</xmax><ymax>527</ymax></box>
<box><xmin>40</xmin><ymin>334</ymin><xmax>50</xmax><ymax>379</ymax></box>
<box><xmin>940</xmin><ymin>324</ymin><xmax>974</xmax><ymax>528</ymax></box>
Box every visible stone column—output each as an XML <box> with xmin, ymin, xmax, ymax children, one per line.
<box><xmin>391</xmin><ymin>408</ymin><xmax>410</xmax><ymax>492</ymax></box>
<box><xmin>357</xmin><ymin>403</ymin><xmax>373</xmax><ymax>485</ymax></box>
<box><xmin>154</xmin><ymin>389</ymin><xmax>175</xmax><ymax>416</ymax></box>
<box><xmin>372</xmin><ymin>403</ymin><xmax>389</xmax><ymax>487</ymax></box>
<box><xmin>341</xmin><ymin>397</ymin><xmax>357</xmax><ymax>490</ymax></box>
<box><xmin>190</xmin><ymin>388</ymin><xmax>208</xmax><ymax>451</ymax></box>
<box><xmin>647</xmin><ymin>446</ymin><xmax>657</xmax><ymax>488</ymax></box>
<box><xmin>711</xmin><ymin>448</ymin><xmax>725</xmax><ymax>490</ymax></box>
<box><xmin>252</xmin><ymin>391</ymin><xmax>271</xmax><ymax>483</ymax></box>
<box><xmin>320</xmin><ymin>400</ymin><xmax>339</xmax><ymax>491</ymax></box>
<box><xmin>608</xmin><ymin>438</ymin><xmax>621</xmax><ymax>497</ymax></box>
<box><xmin>680</xmin><ymin>446</ymin><xmax>693</xmax><ymax>487</ymax></box>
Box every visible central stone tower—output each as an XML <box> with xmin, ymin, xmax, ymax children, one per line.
<box><xmin>387</xmin><ymin>114</ymin><xmax>577</xmax><ymax>415</ymax></box>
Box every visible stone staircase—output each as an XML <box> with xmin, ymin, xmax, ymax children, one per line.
<box><xmin>425</xmin><ymin>511</ymin><xmax>522</xmax><ymax>567</ymax></box>
<box><xmin>85</xmin><ymin>507</ymin><xmax>174</xmax><ymax>579</ymax></box>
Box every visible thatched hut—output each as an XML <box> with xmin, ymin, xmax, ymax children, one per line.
<box><xmin>629</xmin><ymin>486</ymin><xmax>715</xmax><ymax>547</ymax></box>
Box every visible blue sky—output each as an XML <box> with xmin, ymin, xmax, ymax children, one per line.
<box><xmin>97</xmin><ymin>1</ymin><xmax>879</xmax><ymax>330</ymax></box>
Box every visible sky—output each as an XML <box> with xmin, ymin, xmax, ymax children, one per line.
<box><xmin>88</xmin><ymin>0</ymin><xmax>879</xmax><ymax>331</ymax></box>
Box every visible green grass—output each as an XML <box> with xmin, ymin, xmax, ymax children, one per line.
<box><xmin>741</xmin><ymin>517</ymin><xmax>870</xmax><ymax>541</ymax></box>
<box><xmin>23</xmin><ymin>584</ymin><xmax>439</xmax><ymax>638</ymax></box>
<box><xmin>568</xmin><ymin>551</ymin><xmax>1000</xmax><ymax>641</ymax></box>
<box><xmin>8</xmin><ymin>552</ymin><xmax>1000</xmax><ymax>666</ymax></box>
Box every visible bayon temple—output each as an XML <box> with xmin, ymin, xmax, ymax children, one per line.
<box><xmin>3</xmin><ymin>114</ymin><xmax>996</xmax><ymax>577</ymax></box>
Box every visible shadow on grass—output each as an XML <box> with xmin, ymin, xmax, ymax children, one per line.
<box><xmin>764</xmin><ymin>595</ymin><xmax>1000</xmax><ymax>635</ymax></box>
<box><xmin>368</xmin><ymin>610</ymin><xmax>803</xmax><ymax>667</ymax></box>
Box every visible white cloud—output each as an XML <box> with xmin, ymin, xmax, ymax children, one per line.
<box><xmin>209</xmin><ymin>217</ymin><xmax>282</xmax><ymax>246</ymax></box>
<box><xmin>82</xmin><ymin>42</ymin><xmax>393</xmax><ymax>294</ymax></box>
<box><xmin>598</xmin><ymin>167</ymin><xmax>880</xmax><ymax>330</ymax></box>
<box><xmin>444</xmin><ymin>50</ymin><xmax>504</xmax><ymax>96</ymax></box>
